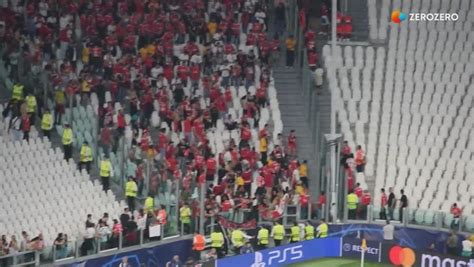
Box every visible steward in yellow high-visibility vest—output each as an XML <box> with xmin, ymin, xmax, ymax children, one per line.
<box><xmin>347</xmin><ymin>191</ymin><xmax>359</xmax><ymax>220</ymax></box>
<box><xmin>12</xmin><ymin>83</ymin><xmax>24</xmax><ymax>101</ymax></box>
<box><xmin>231</xmin><ymin>228</ymin><xmax>245</xmax><ymax>253</ymax></box>
<box><xmin>79</xmin><ymin>141</ymin><xmax>93</xmax><ymax>174</ymax></box>
<box><xmin>179</xmin><ymin>203</ymin><xmax>191</xmax><ymax>234</ymax></box>
<box><xmin>25</xmin><ymin>94</ymin><xmax>36</xmax><ymax>112</ymax></box>
<box><xmin>100</xmin><ymin>156</ymin><xmax>112</xmax><ymax>192</ymax></box>
<box><xmin>305</xmin><ymin>221</ymin><xmax>315</xmax><ymax>240</ymax></box>
<box><xmin>62</xmin><ymin>124</ymin><xmax>73</xmax><ymax>161</ymax></box>
<box><xmin>290</xmin><ymin>222</ymin><xmax>300</xmax><ymax>243</ymax></box>
<box><xmin>257</xmin><ymin>227</ymin><xmax>269</xmax><ymax>250</ymax></box>
<box><xmin>41</xmin><ymin>109</ymin><xmax>53</xmax><ymax>139</ymax></box>
<box><xmin>125</xmin><ymin>176</ymin><xmax>138</xmax><ymax>211</ymax></box>
<box><xmin>317</xmin><ymin>218</ymin><xmax>328</xmax><ymax>238</ymax></box>
<box><xmin>210</xmin><ymin>229</ymin><xmax>224</xmax><ymax>258</ymax></box>
<box><xmin>272</xmin><ymin>221</ymin><xmax>285</xmax><ymax>246</ymax></box>
<box><xmin>144</xmin><ymin>194</ymin><xmax>154</xmax><ymax>214</ymax></box>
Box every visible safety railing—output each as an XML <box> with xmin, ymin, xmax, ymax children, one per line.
<box><xmin>343</xmin><ymin>205</ymin><xmax>471</xmax><ymax>233</ymax></box>
<box><xmin>0</xmin><ymin>250</ymin><xmax>39</xmax><ymax>266</ymax></box>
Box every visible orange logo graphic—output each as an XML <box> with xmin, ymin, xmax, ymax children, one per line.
<box><xmin>389</xmin><ymin>246</ymin><xmax>416</xmax><ymax>267</ymax></box>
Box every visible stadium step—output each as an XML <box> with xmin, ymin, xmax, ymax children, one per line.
<box><xmin>346</xmin><ymin>0</ymin><xmax>370</xmax><ymax>41</ymax></box>
<box><xmin>274</xmin><ymin>67</ymin><xmax>321</xmax><ymax>196</ymax></box>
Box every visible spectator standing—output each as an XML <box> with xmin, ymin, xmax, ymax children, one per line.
<box><xmin>99</xmin><ymin>155</ymin><xmax>113</xmax><ymax>192</ymax></box>
<box><xmin>399</xmin><ymin>190</ymin><xmax>408</xmax><ymax>223</ymax></box>
<box><xmin>21</xmin><ymin>113</ymin><xmax>31</xmax><ymax>141</ymax></box>
<box><xmin>461</xmin><ymin>236</ymin><xmax>472</xmax><ymax>258</ymax></box>
<box><xmin>354</xmin><ymin>145</ymin><xmax>366</xmax><ymax>173</ymax></box>
<box><xmin>341</xmin><ymin>140</ymin><xmax>352</xmax><ymax>166</ymax></box>
<box><xmin>285</xmin><ymin>35</ymin><xmax>296</xmax><ymax>68</ymax></box>
<box><xmin>20</xmin><ymin>231</ymin><xmax>30</xmax><ymax>252</ymax></box>
<box><xmin>79</xmin><ymin>141</ymin><xmax>93</xmax><ymax>173</ymax></box>
<box><xmin>41</xmin><ymin>109</ymin><xmax>53</xmax><ymax>139</ymax></box>
<box><xmin>299</xmin><ymin>160</ymin><xmax>308</xmax><ymax>188</ymax></box>
<box><xmin>81</xmin><ymin>223</ymin><xmax>96</xmax><ymax>256</ymax></box>
<box><xmin>317</xmin><ymin>191</ymin><xmax>327</xmax><ymax>219</ymax></box>
<box><xmin>380</xmin><ymin>188</ymin><xmax>388</xmax><ymax>220</ymax></box>
<box><xmin>100</xmin><ymin>127</ymin><xmax>112</xmax><ymax>155</ymax></box>
<box><xmin>9</xmin><ymin>114</ymin><xmax>22</xmax><ymax>141</ymax></box>
<box><xmin>156</xmin><ymin>205</ymin><xmax>168</xmax><ymax>226</ymax></box>
<box><xmin>387</xmin><ymin>187</ymin><xmax>396</xmax><ymax>220</ymax></box>
<box><xmin>450</xmin><ymin>203</ymin><xmax>462</xmax><ymax>229</ymax></box>
<box><xmin>383</xmin><ymin>220</ymin><xmax>394</xmax><ymax>241</ymax></box>
<box><xmin>359</xmin><ymin>190</ymin><xmax>371</xmax><ymax>219</ymax></box>
<box><xmin>287</xmin><ymin>130</ymin><xmax>297</xmax><ymax>158</ymax></box>
<box><xmin>97</xmin><ymin>220</ymin><xmax>111</xmax><ymax>250</ymax></box>
<box><xmin>446</xmin><ymin>231</ymin><xmax>459</xmax><ymax>256</ymax></box>
<box><xmin>53</xmin><ymin>233</ymin><xmax>67</xmax><ymax>259</ymax></box>
<box><xmin>125</xmin><ymin>177</ymin><xmax>138</xmax><ymax>212</ymax></box>
<box><xmin>62</xmin><ymin>123</ymin><xmax>73</xmax><ymax>160</ymax></box>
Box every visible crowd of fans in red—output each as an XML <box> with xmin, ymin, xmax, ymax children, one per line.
<box><xmin>0</xmin><ymin>0</ymin><xmax>331</xmax><ymax>259</ymax></box>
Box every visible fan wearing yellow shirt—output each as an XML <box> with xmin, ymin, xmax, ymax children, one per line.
<box><xmin>208</xmin><ymin>21</ymin><xmax>217</xmax><ymax>38</ymax></box>
<box><xmin>146</xmin><ymin>44</ymin><xmax>156</xmax><ymax>57</ymax></box>
<box><xmin>299</xmin><ymin>160</ymin><xmax>308</xmax><ymax>188</ymax></box>
<box><xmin>285</xmin><ymin>35</ymin><xmax>296</xmax><ymax>68</ymax></box>
<box><xmin>139</xmin><ymin>47</ymin><xmax>148</xmax><ymax>60</ymax></box>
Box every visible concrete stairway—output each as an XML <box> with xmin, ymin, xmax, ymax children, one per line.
<box><xmin>273</xmin><ymin>67</ymin><xmax>325</xmax><ymax>196</ymax></box>
<box><xmin>346</xmin><ymin>0</ymin><xmax>369</xmax><ymax>42</ymax></box>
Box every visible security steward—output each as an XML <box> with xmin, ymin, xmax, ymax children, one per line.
<box><xmin>180</xmin><ymin>203</ymin><xmax>192</xmax><ymax>235</ymax></box>
<box><xmin>305</xmin><ymin>221</ymin><xmax>315</xmax><ymax>240</ymax></box>
<box><xmin>290</xmin><ymin>222</ymin><xmax>300</xmax><ymax>243</ymax></box>
<box><xmin>272</xmin><ymin>221</ymin><xmax>285</xmax><ymax>246</ymax></box>
<box><xmin>62</xmin><ymin>123</ymin><xmax>73</xmax><ymax>160</ymax></box>
<box><xmin>257</xmin><ymin>226</ymin><xmax>269</xmax><ymax>250</ymax></box>
<box><xmin>192</xmin><ymin>231</ymin><xmax>206</xmax><ymax>260</ymax></box>
<box><xmin>99</xmin><ymin>155</ymin><xmax>113</xmax><ymax>191</ymax></box>
<box><xmin>317</xmin><ymin>218</ymin><xmax>328</xmax><ymax>238</ymax></box>
<box><xmin>144</xmin><ymin>194</ymin><xmax>154</xmax><ymax>214</ymax></box>
<box><xmin>25</xmin><ymin>93</ymin><xmax>37</xmax><ymax>124</ymax></box>
<box><xmin>125</xmin><ymin>176</ymin><xmax>138</xmax><ymax>211</ymax></box>
<box><xmin>12</xmin><ymin>82</ymin><xmax>24</xmax><ymax>101</ymax></box>
<box><xmin>211</xmin><ymin>229</ymin><xmax>225</xmax><ymax>258</ymax></box>
<box><xmin>231</xmin><ymin>228</ymin><xmax>246</xmax><ymax>254</ymax></box>
<box><xmin>41</xmin><ymin>109</ymin><xmax>53</xmax><ymax>139</ymax></box>
<box><xmin>347</xmin><ymin>190</ymin><xmax>359</xmax><ymax>219</ymax></box>
<box><xmin>79</xmin><ymin>141</ymin><xmax>93</xmax><ymax>173</ymax></box>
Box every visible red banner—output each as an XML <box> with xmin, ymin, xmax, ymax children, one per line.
<box><xmin>217</xmin><ymin>216</ymin><xmax>257</xmax><ymax>229</ymax></box>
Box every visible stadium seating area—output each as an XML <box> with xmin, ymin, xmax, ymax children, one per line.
<box><xmin>324</xmin><ymin>0</ymin><xmax>474</xmax><ymax>228</ymax></box>
<box><xmin>0</xmin><ymin>136</ymin><xmax>122</xmax><ymax>248</ymax></box>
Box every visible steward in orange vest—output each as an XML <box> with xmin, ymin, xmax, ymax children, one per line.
<box><xmin>192</xmin><ymin>232</ymin><xmax>206</xmax><ymax>260</ymax></box>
